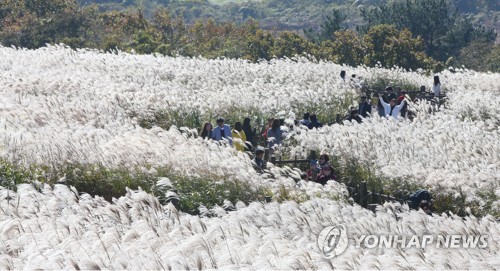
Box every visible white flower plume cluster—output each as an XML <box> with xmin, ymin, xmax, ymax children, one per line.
<box><xmin>0</xmin><ymin>45</ymin><xmax>499</xmax><ymax>269</ymax></box>
<box><xmin>1</xmin><ymin>45</ymin><xmax>498</xmax><ymax>203</ymax></box>
<box><xmin>290</xmin><ymin>113</ymin><xmax>499</xmax><ymax>205</ymax></box>
<box><xmin>0</xmin><ymin>184</ymin><xmax>498</xmax><ymax>269</ymax></box>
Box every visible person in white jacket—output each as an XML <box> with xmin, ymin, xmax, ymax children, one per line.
<box><xmin>432</xmin><ymin>75</ymin><xmax>441</xmax><ymax>97</ymax></box>
<box><xmin>379</xmin><ymin>94</ymin><xmax>406</xmax><ymax>118</ymax></box>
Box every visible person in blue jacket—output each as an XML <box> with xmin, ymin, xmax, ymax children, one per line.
<box><xmin>212</xmin><ymin>117</ymin><xmax>232</xmax><ymax>144</ymax></box>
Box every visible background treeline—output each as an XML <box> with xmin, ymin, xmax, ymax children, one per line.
<box><xmin>0</xmin><ymin>0</ymin><xmax>498</xmax><ymax>72</ymax></box>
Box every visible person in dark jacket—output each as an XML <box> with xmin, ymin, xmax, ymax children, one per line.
<box><xmin>300</xmin><ymin>112</ymin><xmax>311</xmax><ymax>128</ymax></box>
<box><xmin>358</xmin><ymin>96</ymin><xmax>371</xmax><ymax>118</ymax></box>
<box><xmin>346</xmin><ymin>107</ymin><xmax>362</xmax><ymax>123</ymax></box>
<box><xmin>386</xmin><ymin>86</ymin><xmax>396</xmax><ymax>101</ymax></box>
<box><xmin>397</xmin><ymin>91</ymin><xmax>408</xmax><ymax>118</ymax></box>
<box><xmin>242</xmin><ymin>117</ymin><xmax>256</xmax><ymax>151</ymax></box>
<box><xmin>315</xmin><ymin>164</ymin><xmax>336</xmax><ymax>185</ymax></box>
<box><xmin>308</xmin><ymin>114</ymin><xmax>323</xmax><ymax>129</ymax></box>
<box><xmin>252</xmin><ymin>147</ymin><xmax>266</xmax><ymax>174</ymax></box>
<box><xmin>318</xmin><ymin>155</ymin><xmax>337</xmax><ymax>185</ymax></box>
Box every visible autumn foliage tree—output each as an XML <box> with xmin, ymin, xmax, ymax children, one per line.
<box><xmin>0</xmin><ymin>0</ymin><xmax>490</xmax><ymax>72</ymax></box>
<box><xmin>363</xmin><ymin>24</ymin><xmax>437</xmax><ymax>70</ymax></box>
<box><xmin>329</xmin><ymin>30</ymin><xmax>365</xmax><ymax>67</ymax></box>
<box><xmin>0</xmin><ymin>0</ymin><xmax>92</xmax><ymax>49</ymax></box>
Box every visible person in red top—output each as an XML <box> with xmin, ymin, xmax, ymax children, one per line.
<box><xmin>262</xmin><ymin>117</ymin><xmax>273</xmax><ymax>140</ymax></box>
<box><xmin>397</xmin><ymin>91</ymin><xmax>408</xmax><ymax>118</ymax></box>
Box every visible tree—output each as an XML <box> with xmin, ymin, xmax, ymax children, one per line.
<box><xmin>304</xmin><ymin>9</ymin><xmax>347</xmax><ymax>44</ymax></box>
<box><xmin>363</xmin><ymin>24</ymin><xmax>399</xmax><ymax>67</ymax></box>
<box><xmin>271</xmin><ymin>31</ymin><xmax>316</xmax><ymax>59</ymax></box>
<box><xmin>244</xmin><ymin>29</ymin><xmax>274</xmax><ymax>62</ymax></box>
<box><xmin>455</xmin><ymin>42</ymin><xmax>500</xmax><ymax>72</ymax></box>
<box><xmin>363</xmin><ymin>24</ymin><xmax>437</xmax><ymax>70</ymax></box>
<box><xmin>328</xmin><ymin>30</ymin><xmax>365</xmax><ymax>67</ymax></box>
<box><xmin>360</xmin><ymin>0</ymin><xmax>496</xmax><ymax>61</ymax></box>
<box><xmin>0</xmin><ymin>0</ymin><xmax>91</xmax><ymax>49</ymax></box>
<box><xmin>151</xmin><ymin>8</ymin><xmax>187</xmax><ymax>55</ymax></box>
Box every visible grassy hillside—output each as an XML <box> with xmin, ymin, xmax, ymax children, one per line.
<box><xmin>78</xmin><ymin>0</ymin><xmax>499</xmax><ymax>37</ymax></box>
<box><xmin>0</xmin><ymin>44</ymin><xmax>498</xmax><ymax>270</ymax></box>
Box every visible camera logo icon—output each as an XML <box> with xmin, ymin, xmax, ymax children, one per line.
<box><xmin>317</xmin><ymin>224</ymin><xmax>348</xmax><ymax>258</ymax></box>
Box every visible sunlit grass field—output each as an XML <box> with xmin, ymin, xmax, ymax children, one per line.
<box><xmin>0</xmin><ymin>45</ymin><xmax>498</xmax><ymax>269</ymax></box>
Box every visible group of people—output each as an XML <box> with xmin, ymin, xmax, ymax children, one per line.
<box><xmin>343</xmin><ymin>73</ymin><xmax>443</xmax><ymax>123</ymax></box>
<box><xmin>200</xmin><ymin>112</ymin><xmax>326</xmax><ymax>153</ymax></box>
<box><xmin>201</xmin><ymin>117</ymin><xmax>258</xmax><ymax>152</ymax></box>
<box><xmin>299</xmin><ymin>112</ymin><xmax>323</xmax><ymax>129</ymax></box>
<box><xmin>344</xmin><ymin>87</ymin><xmax>408</xmax><ymax>123</ymax></box>
<box><xmin>306</xmin><ymin>154</ymin><xmax>337</xmax><ymax>185</ymax></box>
<box><xmin>198</xmin><ymin>73</ymin><xmax>443</xmax><ymax>186</ymax></box>
<box><xmin>200</xmin><ymin>116</ymin><xmax>284</xmax><ymax>155</ymax></box>
<box><xmin>199</xmin><ymin>114</ymin><xmax>331</xmax><ymax>183</ymax></box>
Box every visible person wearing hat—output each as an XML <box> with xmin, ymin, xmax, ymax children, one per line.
<box><xmin>252</xmin><ymin>147</ymin><xmax>266</xmax><ymax>174</ymax></box>
<box><xmin>212</xmin><ymin>117</ymin><xmax>232</xmax><ymax>144</ymax></box>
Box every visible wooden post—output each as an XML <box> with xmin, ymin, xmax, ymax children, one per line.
<box><xmin>309</xmin><ymin>150</ymin><xmax>317</xmax><ymax>161</ymax></box>
<box><xmin>368</xmin><ymin>204</ymin><xmax>378</xmax><ymax>213</ymax></box>
<box><xmin>270</xmin><ymin>156</ymin><xmax>276</xmax><ymax>165</ymax></box>
<box><xmin>308</xmin><ymin>150</ymin><xmax>317</xmax><ymax>181</ymax></box>
<box><xmin>359</xmin><ymin>182</ymin><xmax>368</xmax><ymax>208</ymax></box>
<box><xmin>336</xmin><ymin>114</ymin><xmax>341</xmax><ymax>124</ymax></box>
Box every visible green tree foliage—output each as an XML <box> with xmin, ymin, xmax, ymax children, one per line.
<box><xmin>271</xmin><ymin>31</ymin><xmax>316</xmax><ymax>59</ymax></box>
<box><xmin>304</xmin><ymin>9</ymin><xmax>347</xmax><ymax>44</ymax></box>
<box><xmin>0</xmin><ymin>0</ymin><xmax>495</xmax><ymax>72</ymax></box>
<box><xmin>363</xmin><ymin>24</ymin><xmax>437</xmax><ymax>70</ymax></box>
<box><xmin>244</xmin><ymin>29</ymin><xmax>274</xmax><ymax>62</ymax></box>
<box><xmin>329</xmin><ymin>30</ymin><xmax>365</xmax><ymax>67</ymax></box>
<box><xmin>360</xmin><ymin>0</ymin><xmax>497</xmax><ymax>61</ymax></box>
<box><xmin>0</xmin><ymin>0</ymin><xmax>93</xmax><ymax>49</ymax></box>
<box><xmin>455</xmin><ymin>42</ymin><xmax>500</xmax><ymax>72</ymax></box>
<box><xmin>151</xmin><ymin>8</ymin><xmax>187</xmax><ymax>55</ymax></box>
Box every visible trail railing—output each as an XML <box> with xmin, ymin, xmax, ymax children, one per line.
<box><xmin>268</xmin><ymin>150</ymin><xmax>408</xmax><ymax>212</ymax></box>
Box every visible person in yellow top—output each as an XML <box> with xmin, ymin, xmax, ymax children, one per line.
<box><xmin>232</xmin><ymin>122</ymin><xmax>247</xmax><ymax>152</ymax></box>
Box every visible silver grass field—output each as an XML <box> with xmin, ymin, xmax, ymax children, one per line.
<box><xmin>0</xmin><ymin>45</ymin><xmax>499</xmax><ymax>269</ymax></box>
